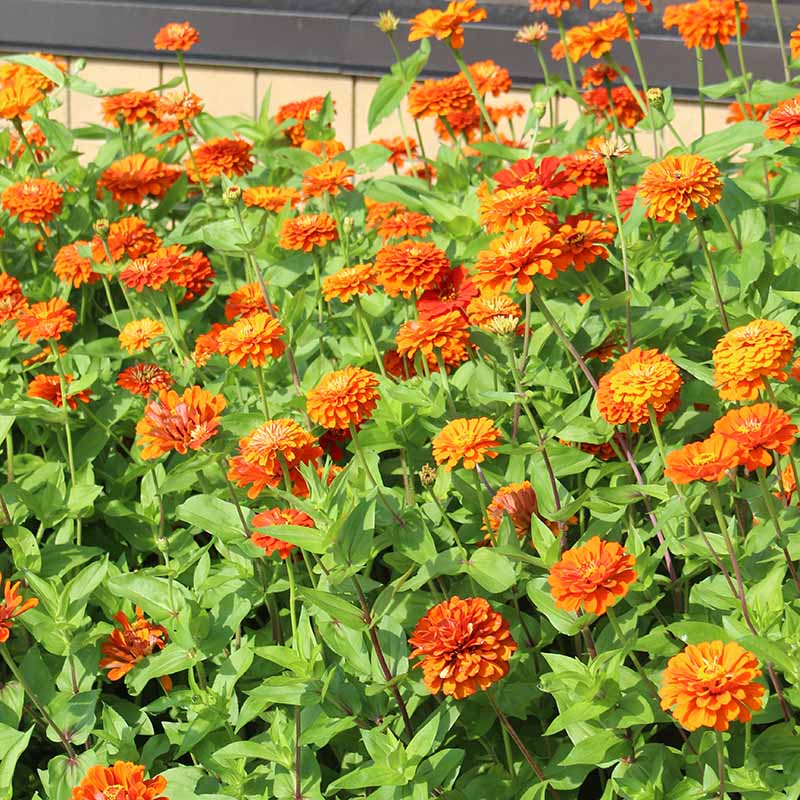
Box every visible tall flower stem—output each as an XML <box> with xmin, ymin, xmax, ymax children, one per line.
<box><xmin>733</xmin><ymin>2</ymin><xmax>752</xmax><ymax>101</ymax></box>
<box><xmin>486</xmin><ymin>692</ymin><xmax>555</xmax><ymax>795</ymax></box>
<box><xmin>351</xmin><ymin>575</ymin><xmax>414</xmax><ymax>740</ymax></box>
<box><xmin>100</xmin><ymin>277</ymin><xmax>121</xmax><ymax>329</ymax></box>
<box><xmin>11</xmin><ymin>118</ymin><xmax>43</xmax><ymax>178</ymax></box>
<box><xmin>254</xmin><ymin>365</ymin><xmax>271</xmax><ymax>418</ymax></box>
<box><xmin>622</xmin><ymin>14</ymin><xmax>659</xmax><ymax>157</ymax></box>
<box><xmin>434</xmin><ymin>352</ymin><xmax>457</xmax><ymax>415</ymax></box>
<box><xmin>715</xmin><ymin>731</ymin><xmax>726</xmax><ymax>799</ymax></box>
<box><xmin>0</xmin><ymin>645</ymin><xmax>77</xmax><ymax>760</ymax></box>
<box><xmin>450</xmin><ymin>46</ymin><xmax>499</xmax><ymax>140</ymax></box>
<box><xmin>756</xmin><ymin>468</ymin><xmax>800</xmax><ymax>593</ymax></box>
<box><xmin>385</xmin><ymin>31</ymin><xmax>423</xmax><ymax>169</ymax></box>
<box><xmin>353</xmin><ymin>297</ymin><xmax>387</xmax><ymax>377</ymax></box>
<box><xmin>692</xmin><ymin>218</ymin><xmax>730</xmax><ymax>331</ymax></box>
<box><xmin>311</xmin><ymin>252</ymin><xmax>325</xmax><ymax>324</ymax></box>
<box><xmin>533</xmin><ymin>46</ymin><xmax>557</xmax><ymax>125</ymax></box>
<box><xmin>708</xmin><ymin>484</ymin><xmax>793</xmax><ymax>722</ymax></box>
<box><xmin>50</xmin><ymin>342</ymin><xmax>79</xmax><ymax>543</ymax></box>
<box><xmin>604</xmin><ymin>158</ymin><xmax>633</xmax><ymax>350</ymax></box>
<box><xmin>556</xmin><ymin>19</ymin><xmax>578</xmax><ymax>93</ymax></box>
<box><xmin>696</xmin><ymin>48</ymin><xmax>707</xmax><ymax>136</ymax></box>
<box><xmin>715</xmin><ymin>206</ymin><xmax>742</xmax><ymax>253</ymax></box>
<box><xmin>349</xmin><ymin>422</ymin><xmax>405</xmax><ymax>526</ymax></box>
<box><xmin>520</xmin><ymin>292</ymin><xmax>533</xmax><ymax>372</ymax></box>
<box><xmin>470</xmin><ymin>467</ymin><xmax>494</xmax><ymax>535</ymax></box>
<box><xmin>179</xmin><ymin>119</ymin><xmax>207</xmax><ymax>198</ymax></box>
<box><xmin>770</xmin><ymin>0</ymin><xmax>791</xmax><ymax>81</ymax></box>
<box><xmin>176</xmin><ymin>52</ymin><xmax>192</xmax><ymax>93</ymax></box>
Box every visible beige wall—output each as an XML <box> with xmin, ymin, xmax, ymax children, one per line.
<box><xmin>46</xmin><ymin>58</ymin><xmax>729</xmax><ymax>158</ymax></box>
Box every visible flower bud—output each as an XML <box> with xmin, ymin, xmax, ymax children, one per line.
<box><xmin>487</xmin><ymin>315</ymin><xmax>519</xmax><ymax>336</ymax></box>
<box><xmin>342</xmin><ymin>216</ymin><xmax>354</xmax><ymax>235</ymax></box>
<box><xmin>376</xmin><ymin>10</ymin><xmax>399</xmax><ymax>34</ymax></box>
<box><xmin>93</xmin><ymin>218</ymin><xmax>109</xmax><ymax>236</ymax></box>
<box><xmin>155</xmin><ymin>536</ymin><xmax>169</xmax><ymax>553</ymax></box>
<box><xmin>417</xmin><ymin>463</ymin><xmax>437</xmax><ymax>488</ymax></box>
<box><xmin>223</xmin><ymin>185</ymin><xmax>241</xmax><ymax>206</ymax></box>
<box><xmin>532</xmin><ymin>102</ymin><xmax>546</xmax><ymax>121</ymax></box>
<box><xmin>647</xmin><ymin>87</ymin><xmax>664</xmax><ymax>111</ymax></box>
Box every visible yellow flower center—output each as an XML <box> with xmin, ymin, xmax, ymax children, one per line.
<box><xmin>103</xmin><ymin>785</ymin><xmax>124</xmax><ymax>800</ymax></box>
<box><xmin>691</xmin><ymin>453</ymin><xmax>717</xmax><ymax>466</ymax></box>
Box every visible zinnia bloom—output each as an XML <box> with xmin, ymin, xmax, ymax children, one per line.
<box><xmin>99</xmin><ymin>606</ymin><xmax>172</xmax><ymax>690</ymax></box>
<box><xmin>279</xmin><ymin>213</ymin><xmax>338</xmax><ymax>252</ymax></box>
<box><xmin>558</xmin><ymin>217</ymin><xmax>616</xmax><ymax>271</ymax></box>
<box><xmin>217</xmin><ymin>312</ymin><xmax>286</xmax><ymax>368</ymax></box>
<box><xmin>1</xmin><ymin>178</ymin><xmax>63</xmax><ymax>224</ymax></box>
<box><xmin>101</xmin><ymin>90</ymin><xmax>160</xmax><ymax>127</ymax></box>
<box><xmin>193</xmin><ymin>323</ymin><xmax>225</xmax><ymax>367</ymax></box>
<box><xmin>251</xmin><ymin>507</ymin><xmax>315</xmax><ymax>559</ymax></box>
<box><xmin>562</xmin><ymin>145</ymin><xmax>609</xmax><ymax>188</ymax></box>
<box><xmin>117</xmin><ymin>363</ymin><xmax>173</xmax><ymax>397</ymax></box>
<box><xmin>432</xmin><ymin>417</ymin><xmax>500</xmax><ymax>470</ymax></box>
<box><xmin>408</xmin><ymin>596</ymin><xmax>516</xmax><ymax>699</ymax></box>
<box><xmin>395</xmin><ymin>311</ymin><xmax>471</xmax><ymax>371</ymax></box>
<box><xmin>486</xmin><ymin>481</ymin><xmax>546</xmax><ymax>541</ymax></box>
<box><xmin>322</xmin><ymin>263</ymin><xmax>375</xmax><ymax>303</ymax></box>
<box><xmin>469</xmin><ymin>59</ymin><xmax>512</xmax><ymax>96</ymax></box>
<box><xmin>639</xmin><ymin>154</ymin><xmax>722</xmax><ymax>223</ymax></box>
<box><xmin>118</xmin><ymin>318</ymin><xmax>165</xmax><ymax>354</ymax></box>
<box><xmin>53</xmin><ymin>241</ymin><xmax>99</xmax><ymax>287</ymax></box>
<box><xmin>0</xmin><ymin>83</ymin><xmax>43</xmax><ymax>119</ymax></box>
<box><xmin>407</xmin><ymin>75</ymin><xmax>474</xmax><ymax>119</ymax></box>
<box><xmin>764</xmin><ymin>95</ymin><xmax>800</xmax><ymax>145</ymax></box>
<box><xmin>136</xmin><ymin>385</ymin><xmax>226</xmax><ymax>459</ymax></box>
<box><xmin>374</xmin><ymin>136</ymin><xmax>418</xmax><ymax>168</ymax></box>
<box><xmin>663</xmin><ymin>0</ymin><xmax>747</xmax><ymax>50</ymax></box>
<box><xmin>473</xmin><ymin>222</ymin><xmax>566</xmax><ymax>295</ymax></box>
<box><xmin>562</xmin><ymin>13</ymin><xmax>632</xmax><ymax>63</ymax></box>
<box><xmin>0</xmin><ymin>572</ymin><xmax>38</xmax><ymax>643</ymax></box>
<box><xmin>374</xmin><ymin>240</ymin><xmax>450</xmax><ymax>298</ymax></box>
<box><xmin>664</xmin><ymin>434</ymin><xmax>740</xmax><ymax>484</ymax></box>
<box><xmin>302</xmin><ymin>159</ymin><xmax>355</xmax><ymax>197</ymax></box>
<box><xmin>275</xmin><ymin>96</ymin><xmax>327</xmax><ymax>146</ymax></box>
<box><xmin>243</xmin><ymin>185</ymin><xmax>301</xmax><ymax>212</ymax></box>
<box><xmin>659</xmin><ymin>640</ymin><xmax>764</xmax><ymax>731</ymax></box>
<box><xmin>548</xmin><ymin>536</ymin><xmax>636</xmax><ymax>615</ymax></box>
<box><xmin>93</xmin><ymin>216</ymin><xmax>162</xmax><ymax>262</ymax></box>
<box><xmin>466</xmin><ymin>293</ymin><xmax>522</xmax><ymax>330</ymax></box>
<box><xmin>479</xmin><ymin>183</ymin><xmax>554</xmax><ymax>232</ymax></box>
<box><xmin>494</xmin><ymin>156</ymin><xmax>578</xmax><ymax>199</ymax></box>
<box><xmin>0</xmin><ymin>272</ymin><xmax>27</xmax><ymax>324</ymax></box>
<box><xmin>306</xmin><ymin>367</ymin><xmax>380</xmax><ymax>430</ymax></box>
<box><xmin>712</xmin><ymin>319</ymin><xmax>794</xmax><ymax>401</ymax></box>
<box><xmin>16</xmin><ymin>298</ymin><xmax>75</xmax><ymax>343</ymax></box>
<box><xmin>225</xmin><ymin>281</ymin><xmax>269</xmax><ymax>319</ymax></box>
<box><xmin>408</xmin><ymin>0</ymin><xmax>488</xmax><ymax>50</ymax></box>
<box><xmin>596</xmin><ymin>347</ymin><xmax>683</xmax><ymax>431</ymax></box>
<box><xmin>528</xmin><ymin>0</ymin><xmax>580</xmax><ymax>17</ymax></box>
<box><xmin>185</xmin><ymin>137</ymin><xmax>253</xmax><ymax>182</ymax></box>
<box><xmin>417</xmin><ymin>265</ymin><xmax>477</xmax><ymax>320</ymax></box>
<box><xmin>72</xmin><ymin>762</ymin><xmax>167</xmax><ymax>800</ymax></box>
<box><xmin>726</xmin><ymin>101</ymin><xmax>771</xmax><ymax>123</ymax></box>
<box><xmin>154</xmin><ymin>20</ymin><xmax>200</xmax><ymax>50</ymax></box>
<box><xmin>156</xmin><ymin>90</ymin><xmax>203</xmax><ymax>121</ymax></box>
<box><xmin>28</xmin><ymin>373</ymin><xmax>92</xmax><ymax>409</ymax></box>
<box><xmin>712</xmin><ymin>403</ymin><xmax>797</xmax><ymax>471</ymax></box>
<box><xmin>377</xmin><ymin>211</ymin><xmax>434</xmax><ymax>240</ymax></box>
<box><xmin>98</xmin><ymin>154</ymin><xmax>181</xmax><ymax>207</ymax></box>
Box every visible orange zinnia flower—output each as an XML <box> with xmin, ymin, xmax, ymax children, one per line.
<box><xmin>154</xmin><ymin>20</ymin><xmax>200</xmax><ymax>50</ymax></box>
<box><xmin>279</xmin><ymin>213</ymin><xmax>338</xmax><ymax>252</ymax></box>
<box><xmin>432</xmin><ymin>417</ymin><xmax>500</xmax><ymax>470</ymax></box>
<box><xmin>193</xmin><ymin>323</ymin><xmax>225</xmax><ymax>367</ymax></box>
<box><xmin>374</xmin><ymin>240</ymin><xmax>449</xmax><ymax>298</ymax></box>
<box><xmin>383</xmin><ymin>348</ymin><xmax>417</xmax><ymax>380</ymax></box>
<box><xmin>28</xmin><ymin>373</ymin><xmax>92</xmax><ymax>409</ymax></box>
<box><xmin>365</xmin><ymin>200</ymin><xmax>405</xmax><ymax>230</ymax></box>
<box><xmin>16</xmin><ymin>298</ymin><xmax>75</xmax><ymax>343</ymax></box>
<box><xmin>417</xmin><ymin>265</ymin><xmax>477</xmax><ymax>320</ymax></box>
<box><xmin>639</xmin><ymin>154</ymin><xmax>722</xmax><ymax>223</ymax></box>
<box><xmin>374</xmin><ymin>136</ymin><xmax>418</xmax><ymax>168</ymax></box>
<box><xmin>136</xmin><ymin>385</ymin><xmax>226</xmax><ymax>459</ymax></box>
<box><xmin>596</xmin><ymin>347</ymin><xmax>683</xmax><ymax>431</ymax></box>
<box><xmin>217</xmin><ymin>312</ymin><xmax>286</xmax><ymax>368</ymax></box>
<box><xmin>486</xmin><ymin>481</ymin><xmax>546</xmax><ymax>541</ymax></box>
<box><xmin>712</xmin><ymin>319</ymin><xmax>794</xmax><ymax>401</ymax></box>
<box><xmin>301</xmin><ymin>139</ymin><xmax>346</xmax><ymax>158</ymax></box>
<box><xmin>101</xmin><ymin>90</ymin><xmax>160</xmax><ymax>127</ymax></box>
<box><xmin>156</xmin><ymin>90</ymin><xmax>203</xmax><ymax>122</ymax></box>
<box><xmin>528</xmin><ymin>0</ymin><xmax>581</xmax><ymax>17</ymax></box>
<box><xmin>664</xmin><ymin>434</ymin><xmax>740</xmax><ymax>484</ymax></box>
<box><xmin>185</xmin><ymin>137</ymin><xmax>253</xmax><ymax>182</ymax></box>
<box><xmin>302</xmin><ymin>159</ymin><xmax>355</xmax><ymax>197</ymax></box>
<box><xmin>117</xmin><ymin>364</ymin><xmax>173</xmax><ymax>397</ymax></box>
<box><xmin>468</xmin><ymin>60</ymin><xmax>512</xmax><ymax>96</ymax></box>
<box><xmin>563</xmin><ymin>13</ymin><xmax>632</xmax><ymax>63</ymax></box>
<box><xmin>251</xmin><ymin>507</ymin><xmax>315</xmax><ymax>559</ymax></box>
<box><xmin>242</xmin><ymin>185</ymin><xmax>301</xmax><ymax>212</ymax></box>
<box><xmin>275</xmin><ymin>96</ymin><xmax>327</xmax><ymax>146</ymax></box>
<box><xmin>306</xmin><ymin>367</ymin><xmax>380</xmax><ymax>430</ymax></box>
<box><xmin>764</xmin><ymin>95</ymin><xmax>800</xmax><ymax>145</ymax></box>
<box><xmin>98</xmin><ymin>154</ymin><xmax>181</xmax><ymax>207</ymax></box>
<box><xmin>395</xmin><ymin>311</ymin><xmax>471</xmax><ymax>371</ymax></box>
<box><xmin>99</xmin><ymin>606</ymin><xmax>172</xmax><ymax>690</ymax></box>
<box><xmin>712</xmin><ymin>403</ymin><xmax>798</xmax><ymax>471</ymax></box>
<box><xmin>659</xmin><ymin>641</ymin><xmax>764</xmax><ymax>731</ymax></box>
<box><xmin>119</xmin><ymin>257</ymin><xmax>171</xmax><ymax>293</ymax></box>
<box><xmin>0</xmin><ymin>53</ymin><xmax>66</xmax><ymax>94</ymax></box>
<box><xmin>466</xmin><ymin>293</ymin><xmax>522</xmax><ymax>330</ymax></box>
<box><xmin>562</xmin><ymin>144</ymin><xmax>609</xmax><ymax>188</ymax></box>
<box><xmin>590</xmin><ymin>0</ymin><xmax>652</xmax><ymax>14</ymax></box>
<box><xmin>8</xmin><ymin>123</ymin><xmax>47</xmax><ymax>162</ymax></box>
<box><xmin>377</xmin><ymin>211</ymin><xmax>434</xmax><ymax>240</ymax></box>
<box><xmin>583</xmin><ymin>85</ymin><xmax>646</xmax><ymax>128</ymax></box>
<box><xmin>0</xmin><ymin>572</ymin><xmax>38</xmax><ymax>643</ymax></box>
<box><xmin>478</xmin><ymin>183</ymin><xmax>554</xmax><ymax>233</ymax></box>
<box><xmin>408</xmin><ymin>0</ymin><xmax>488</xmax><ymax>50</ymax></box>
<box><xmin>225</xmin><ymin>281</ymin><xmax>269</xmax><ymax>319</ymax></box>
<box><xmin>93</xmin><ymin>216</ymin><xmax>162</xmax><ymax>262</ymax></box>
<box><xmin>1</xmin><ymin>178</ymin><xmax>63</xmax><ymax>224</ymax></box>
<box><xmin>726</xmin><ymin>101</ymin><xmax>771</xmax><ymax>123</ymax></box>
<box><xmin>548</xmin><ymin>536</ymin><xmax>636</xmax><ymax>615</ymax></box>
<box><xmin>0</xmin><ymin>272</ymin><xmax>27</xmax><ymax>324</ymax></box>
<box><xmin>409</xmin><ymin>596</ymin><xmax>516</xmax><ymax>699</ymax></box>
<box><xmin>663</xmin><ymin>0</ymin><xmax>747</xmax><ymax>50</ymax></box>
<box><xmin>0</xmin><ymin>83</ymin><xmax>43</xmax><ymax>119</ymax></box>
<box><xmin>473</xmin><ymin>221</ymin><xmax>566</xmax><ymax>295</ymax></box>
<box><xmin>322</xmin><ymin>263</ymin><xmax>375</xmax><ymax>303</ymax></box>
<box><xmin>407</xmin><ymin>75</ymin><xmax>474</xmax><ymax>119</ymax></box>
<box><xmin>558</xmin><ymin>217</ymin><xmax>616</xmax><ymax>271</ymax></box>
<box><xmin>118</xmin><ymin>318</ymin><xmax>165</xmax><ymax>354</ymax></box>
<box><xmin>53</xmin><ymin>241</ymin><xmax>99</xmax><ymax>287</ymax></box>
<box><xmin>72</xmin><ymin>761</ymin><xmax>168</xmax><ymax>800</ymax></box>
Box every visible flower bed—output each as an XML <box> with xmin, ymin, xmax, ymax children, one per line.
<box><xmin>1</xmin><ymin>3</ymin><xmax>800</xmax><ymax>799</ymax></box>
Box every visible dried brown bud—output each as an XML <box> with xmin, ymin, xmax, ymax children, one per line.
<box><xmin>647</xmin><ymin>87</ymin><xmax>664</xmax><ymax>110</ymax></box>
<box><xmin>418</xmin><ymin>463</ymin><xmax>437</xmax><ymax>488</ymax></box>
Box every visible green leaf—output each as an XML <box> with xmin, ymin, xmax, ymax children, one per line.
<box><xmin>3</xmin><ymin>54</ymin><xmax>65</xmax><ymax>88</ymax></box>
<box><xmin>367</xmin><ymin>41</ymin><xmax>430</xmax><ymax>132</ymax></box>
<box><xmin>126</xmin><ymin>644</ymin><xmax>199</xmax><ymax>695</ymax></box>
<box><xmin>692</xmin><ymin>121</ymin><xmax>762</xmax><ymax>162</ymax></box>
<box><xmin>406</xmin><ymin>704</ymin><xmax>460</xmax><ymax>765</ymax></box>
<box><xmin>468</xmin><ymin>548</ymin><xmax>516</xmax><ymax>594</ymax></box>
<box><xmin>106</xmin><ymin>573</ymin><xmax>190</xmax><ymax>618</ymax></box>
<box><xmin>326</xmin><ymin>762</ymin><xmax>409</xmax><ymax>792</ymax></box>
<box><xmin>296</xmin><ymin>587</ymin><xmax>365</xmax><ymax>630</ymax></box>
<box><xmin>175</xmin><ymin>495</ymin><xmax>249</xmax><ymax>545</ymax></box>
<box><xmin>527</xmin><ymin>577</ymin><xmax>582</xmax><ymax>636</ymax></box>
<box><xmin>0</xmin><ymin>724</ymin><xmax>33</xmax><ymax>798</ymax></box>
<box><xmin>698</xmin><ymin>76</ymin><xmax>748</xmax><ymax>100</ymax></box>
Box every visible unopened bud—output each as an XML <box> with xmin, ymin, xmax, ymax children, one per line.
<box><xmin>647</xmin><ymin>87</ymin><xmax>664</xmax><ymax>110</ymax></box>
<box><xmin>223</xmin><ymin>185</ymin><xmax>241</xmax><ymax>206</ymax></box>
<box><xmin>487</xmin><ymin>315</ymin><xmax>519</xmax><ymax>336</ymax></box>
<box><xmin>532</xmin><ymin>102</ymin><xmax>546</xmax><ymax>121</ymax></box>
<box><xmin>93</xmin><ymin>218</ymin><xmax>109</xmax><ymax>236</ymax></box>
<box><xmin>308</xmin><ymin>110</ymin><xmax>320</xmax><ymax>122</ymax></box>
<box><xmin>376</xmin><ymin>10</ymin><xmax>400</xmax><ymax>34</ymax></box>
<box><xmin>342</xmin><ymin>216</ymin><xmax>354</xmax><ymax>235</ymax></box>
<box><xmin>156</xmin><ymin>536</ymin><xmax>169</xmax><ymax>553</ymax></box>
<box><xmin>417</xmin><ymin>464</ymin><xmax>437</xmax><ymax>488</ymax></box>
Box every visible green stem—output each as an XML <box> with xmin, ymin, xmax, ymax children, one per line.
<box><xmin>604</xmin><ymin>159</ymin><xmax>633</xmax><ymax>350</ymax></box>
<box><xmin>285</xmin><ymin>557</ymin><xmax>298</xmax><ymax>647</ymax></box>
<box><xmin>354</xmin><ymin>296</ymin><xmax>387</xmax><ymax>377</ymax></box>
<box><xmin>756</xmin><ymin>468</ymin><xmax>800</xmax><ymax>593</ymax></box>
<box><xmin>692</xmin><ymin>218</ymin><xmax>730</xmax><ymax>331</ymax></box>
<box><xmin>434</xmin><ymin>351</ymin><xmax>456</xmax><ymax>415</ymax></box>
<box><xmin>716</xmin><ymin>731</ymin><xmax>726</xmax><ymax>799</ymax></box>
<box><xmin>100</xmin><ymin>277</ymin><xmax>121</xmax><ymax>329</ymax></box>
<box><xmin>11</xmin><ymin>118</ymin><xmax>43</xmax><ymax>177</ymax></box>
<box><xmin>311</xmin><ymin>251</ymin><xmax>324</xmax><ymax>324</ymax></box>
<box><xmin>176</xmin><ymin>52</ymin><xmax>192</xmax><ymax>93</ymax></box>
<box><xmin>180</xmin><ymin>118</ymin><xmax>208</xmax><ymax>198</ymax></box>
<box><xmin>770</xmin><ymin>0</ymin><xmax>791</xmax><ymax>81</ymax></box>
<box><xmin>733</xmin><ymin>2</ymin><xmax>752</xmax><ymax>103</ymax></box>
<box><xmin>51</xmin><ymin>344</ymin><xmax>77</xmax><ymax>530</ymax></box>
<box><xmin>450</xmin><ymin>46</ymin><xmax>499</xmax><ymax>140</ymax></box>
<box><xmin>534</xmin><ymin>46</ymin><xmax>557</xmax><ymax>126</ymax></box>
<box><xmin>556</xmin><ymin>18</ymin><xmax>578</xmax><ymax>94</ymax></box>
<box><xmin>6</xmin><ymin>431</ymin><xmax>13</xmax><ymax>482</ymax></box>
<box><xmin>715</xmin><ymin>206</ymin><xmax>742</xmax><ymax>253</ymax></box>
<box><xmin>696</xmin><ymin>48</ymin><xmax>706</xmax><ymax>136</ymax></box>
<box><xmin>167</xmin><ymin>289</ymin><xmax>188</xmax><ymax>352</ymax></box>
<box><xmin>349</xmin><ymin>422</ymin><xmax>404</xmax><ymax>526</ymax></box>
<box><xmin>622</xmin><ymin>14</ymin><xmax>659</xmax><ymax>157</ymax></box>
<box><xmin>254</xmin><ymin>365</ymin><xmax>271</xmax><ymax>418</ymax></box>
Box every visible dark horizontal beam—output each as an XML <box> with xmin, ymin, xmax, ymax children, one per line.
<box><xmin>0</xmin><ymin>0</ymin><xmax>789</xmax><ymax>97</ymax></box>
